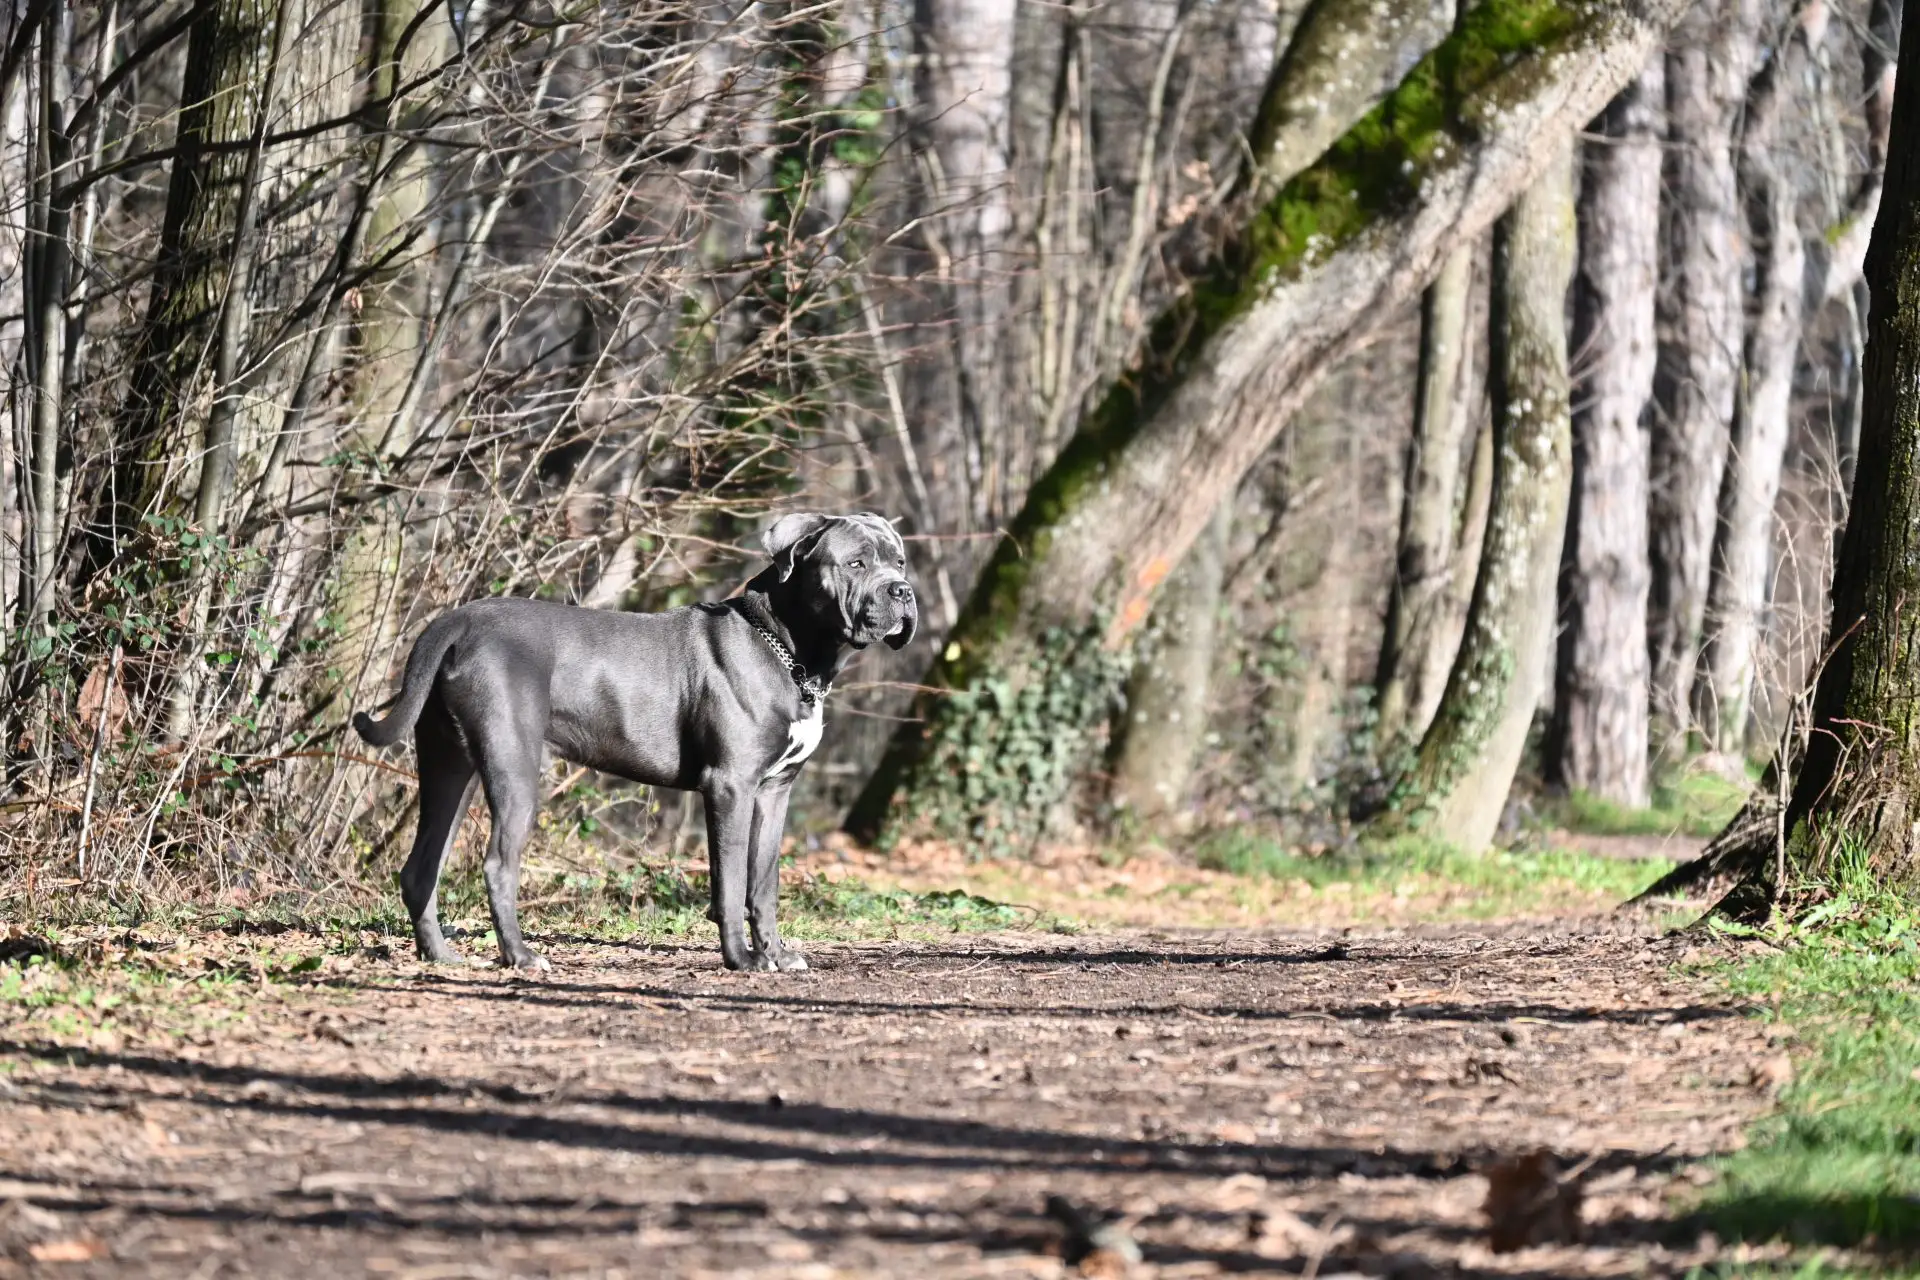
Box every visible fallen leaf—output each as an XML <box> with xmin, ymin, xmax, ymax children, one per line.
<box><xmin>1748</xmin><ymin>1053</ymin><xmax>1794</xmax><ymax>1093</ymax></box>
<box><xmin>76</xmin><ymin>655</ymin><xmax>128</xmax><ymax>739</ymax></box>
<box><xmin>29</xmin><ymin>1239</ymin><xmax>103</xmax><ymax>1262</ymax></box>
<box><xmin>1484</xmin><ymin>1149</ymin><xmax>1583</xmax><ymax>1252</ymax></box>
<box><xmin>1079</xmin><ymin>1247</ymin><xmax>1134</xmax><ymax>1278</ymax></box>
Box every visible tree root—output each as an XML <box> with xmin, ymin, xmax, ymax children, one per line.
<box><xmin>1627</xmin><ymin>792</ymin><xmax>1778</xmax><ymax>918</ymax></box>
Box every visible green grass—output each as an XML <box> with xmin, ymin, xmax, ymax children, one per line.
<box><xmin>1551</xmin><ymin>767</ymin><xmax>1753</xmax><ymax>840</ymax></box>
<box><xmin>1191</xmin><ymin>829</ymin><xmax>1672</xmax><ymax>911</ymax></box>
<box><xmin>2</xmin><ymin>860</ymin><xmax>1052</xmax><ymax>957</ymax></box>
<box><xmin>1694</xmin><ymin>871</ymin><xmax>1920</xmax><ymax>1269</ymax></box>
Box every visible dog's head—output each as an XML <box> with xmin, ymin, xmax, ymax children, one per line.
<box><xmin>762</xmin><ymin>512</ymin><xmax>918</xmax><ymax>650</ymax></box>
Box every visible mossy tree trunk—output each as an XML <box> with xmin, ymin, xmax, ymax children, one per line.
<box><xmin>1382</xmin><ymin>146</ymin><xmax>1575</xmax><ymax>852</ymax></box>
<box><xmin>1546</xmin><ymin>63</ymin><xmax>1662</xmax><ymax>806</ymax></box>
<box><xmin>845</xmin><ymin>0</ymin><xmax>1689</xmax><ymax>847</ymax></box>
<box><xmin>1247</xmin><ymin>0</ymin><xmax>1457</xmax><ymax>203</ymax></box>
<box><xmin>1375</xmin><ymin>244</ymin><xmax>1475</xmax><ymax>752</ymax></box>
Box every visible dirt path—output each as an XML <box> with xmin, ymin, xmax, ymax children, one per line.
<box><xmin>0</xmin><ymin>923</ymin><xmax>1783</xmax><ymax>1278</ymax></box>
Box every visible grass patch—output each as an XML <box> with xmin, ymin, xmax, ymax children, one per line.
<box><xmin>1551</xmin><ymin>767</ymin><xmax>1752</xmax><ymax>840</ymax></box>
<box><xmin>0</xmin><ymin>863</ymin><xmax>1048</xmax><ymax>1044</ymax></box>
<box><xmin>2</xmin><ymin>860</ymin><xmax>1048</xmax><ymax>962</ymax></box>
<box><xmin>1191</xmin><ymin>829</ymin><xmax>1672</xmax><ymax>915</ymax></box>
<box><xmin>1694</xmin><ymin>880</ymin><xmax>1920</xmax><ymax>1266</ymax></box>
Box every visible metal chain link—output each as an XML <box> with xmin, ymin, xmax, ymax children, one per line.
<box><xmin>745</xmin><ymin>615</ymin><xmax>832</xmax><ymax>705</ymax></box>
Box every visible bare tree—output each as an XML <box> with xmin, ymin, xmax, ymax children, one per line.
<box><xmin>1694</xmin><ymin>3</ymin><xmax>1812</xmax><ymax>756</ymax></box>
<box><xmin>1548</xmin><ymin>63</ymin><xmax>1663</xmax><ymax>806</ymax></box>
<box><xmin>1658</xmin><ymin>0</ymin><xmax>1920</xmax><ymax>908</ymax></box>
<box><xmin>1384</xmin><ymin>147</ymin><xmax>1576</xmax><ymax>850</ymax></box>
<box><xmin>1648</xmin><ymin>0</ymin><xmax>1765</xmax><ymax>746</ymax></box>
<box><xmin>1374</xmin><ymin>245</ymin><xmax>1475</xmax><ymax>752</ymax></box>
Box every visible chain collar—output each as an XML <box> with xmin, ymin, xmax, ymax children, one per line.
<box><xmin>743</xmin><ymin>611</ymin><xmax>832</xmax><ymax>707</ymax></box>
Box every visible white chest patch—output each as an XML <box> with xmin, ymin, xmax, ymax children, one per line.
<box><xmin>765</xmin><ymin>701</ymin><xmax>825</xmax><ymax>779</ymax></box>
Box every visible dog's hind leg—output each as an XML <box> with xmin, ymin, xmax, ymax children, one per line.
<box><xmin>400</xmin><ymin>698</ymin><xmax>477</xmax><ymax>964</ymax></box>
<box><xmin>402</xmin><ymin>758</ymin><xmax>478</xmax><ymax>965</ymax></box>
<box><xmin>474</xmin><ymin>731</ymin><xmax>549</xmax><ymax>972</ymax></box>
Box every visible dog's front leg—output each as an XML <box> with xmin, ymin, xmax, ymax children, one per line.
<box><xmin>746</xmin><ymin>783</ymin><xmax>806</xmax><ymax>971</ymax></box>
<box><xmin>703</xmin><ymin>779</ymin><xmax>771</xmax><ymax>971</ymax></box>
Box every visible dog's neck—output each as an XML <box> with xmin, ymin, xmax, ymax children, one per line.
<box><xmin>739</xmin><ymin>579</ymin><xmax>843</xmax><ymax>681</ymax></box>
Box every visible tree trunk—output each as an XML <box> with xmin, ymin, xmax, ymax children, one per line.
<box><xmin>1693</xmin><ymin>18</ymin><xmax>1809</xmax><ymax>758</ymax></box>
<box><xmin>1248</xmin><ymin>0</ymin><xmax>1456</xmax><ymax>200</ymax></box>
<box><xmin>1648</xmin><ymin>0</ymin><xmax>1763</xmax><ymax>747</ymax></box>
<box><xmin>105</xmin><ymin>0</ymin><xmax>282</xmax><ymax>547</ymax></box>
<box><xmin>915</xmin><ymin>0</ymin><xmax>1017</xmax><ymax>529</ymax></box>
<box><xmin>22</xmin><ymin>1</ymin><xmax>71</xmax><ymax>631</ymax></box>
<box><xmin>1547</xmin><ymin>62</ymin><xmax>1662</xmax><ymax>805</ymax></box>
<box><xmin>1385</xmin><ymin>146</ymin><xmax>1576</xmax><ymax>851</ymax></box>
<box><xmin>1684</xmin><ymin>0</ymin><xmax>1920</xmax><ymax>907</ymax></box>
<box><xmin>321</xmin><ymin>0</ymin><xmax>452</xmax><ymax>723</ymax></box>
<box><xmin>1817</xmin><ymin>0</ymin><xmax>1898</xmax><ymax>305</ymax></box>
<box><xmin>1375</xmin><ymin>244</ymin><xmax>1474</xmax><ymax>751</ymax></box>
<box><xmin>846</xmin><ymin>0</ymin><xmax>1689</xmax><ymax>846</ymax></box>
<box><xmin>1109</xmin><ymin>502</ymin><xmax>1231</xmax><ymax>824</ymax></box>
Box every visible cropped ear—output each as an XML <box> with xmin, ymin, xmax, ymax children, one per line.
<box><xmin>762</xmin><ymin>512</ymin><xmax>832</xmax><ymax>582</ymax></box>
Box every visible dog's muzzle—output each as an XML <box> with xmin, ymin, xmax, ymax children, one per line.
<box><xmin>878</xmin><ymin>578</ymin><xmax>917</xmax><ymax>649</ymax></box>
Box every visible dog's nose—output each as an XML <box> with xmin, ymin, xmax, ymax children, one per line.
<box><xmin>887</xmin><ymin>580</ymin><xmax>914</xmax><ymax>602</ymax></box>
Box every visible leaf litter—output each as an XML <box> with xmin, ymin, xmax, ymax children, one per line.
<box><xmin>0</xmin><ymin>917</ymin><xmax>1805</xmax><ymax>1276</ymax></box>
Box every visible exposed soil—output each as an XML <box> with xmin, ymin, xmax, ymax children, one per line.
<box><xmin>786</xmin><ymin>837</ymin><xmax>1689</xmax><ymax>931</ymax></box>
<box><xmin>1528</xmin><ymin>831</ymin><xmax>1705</xmax><ymax>864</ymax></box>
<box><xmin>0</xmin><ymin>921</ymin><xmax>1790</xmax><ymax>1278</ymax></box>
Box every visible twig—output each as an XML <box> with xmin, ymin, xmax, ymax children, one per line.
<box><xmin>74</xmin><ymin>644</ymin><xmax>121</xmax><ymax>879</ymax></box>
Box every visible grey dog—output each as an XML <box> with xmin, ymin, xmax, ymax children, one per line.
<box><xmin>353</xmin><ymin>512</ymin><xmax>917</xmax><ymax>972</ymax></box>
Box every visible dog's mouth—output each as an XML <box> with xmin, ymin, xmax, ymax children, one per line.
<box><xmin>847</xmin><ymin>598</ymin><xmax>917</xmax><ymax>650</ymax></box>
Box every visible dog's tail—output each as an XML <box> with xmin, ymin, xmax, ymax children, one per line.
<box><xmin>352</xmin><ymin>613</ymin><xmax>467</xmax><ymax>748</ymax></box>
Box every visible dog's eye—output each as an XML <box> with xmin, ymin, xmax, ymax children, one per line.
<box><xmin>848</xmin><ymin>559</ymin><xmax>864</xmax><ymax>570</ymax></box>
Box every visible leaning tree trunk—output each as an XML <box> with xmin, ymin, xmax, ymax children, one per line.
<box><xmin>1693</xmin><ymin>16</ymin><xmax>1809</xmax><ymax>757</ymax></box>
<box><xmin>1109</xmin><ymin>503</ymin><xmax>1231</xmax><ymax>825</ymax></box>
<box><xmin>1380</xmin><ymin>147</ymin><xmax>1576</xmax><ymax>851</ymax></box>
<box><xmin>846</xmin><ymin>0</ymin><xmax>1689</xmax><ymax>847</ymax></box>
<box><xmin>1546</xmin><ymin>62</ymin><xmax>1662</xmax><ymax>806</ymax></box>
<box><xmin>1648</xmin><ymin>0</ymin><xmax>1763</xmax><ymax>747</ymax></box>
<box><xmin>1375</xmin><ymin>245</ymin><xmax>1475</xmax><ymax>752</ymax></box>
<box><xmin>1247</xmin><ymin>0</ymin><xmax>1456</xmax><ymax>203</ymax></box>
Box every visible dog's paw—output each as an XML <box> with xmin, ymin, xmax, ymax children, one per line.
<box><xmin>501</xmin><ymin>953</ymin><xmax>551</xmax><ymax>973</ymax></box>
<box><xmin>771</xmin><ymin>949</ymin><xmax>809</xmax><ymax>972</ymax></box>
<box><xmin>722</xmin><ymin>951</ymin><xmax>778</xmax><ymax>973</ymax></box>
